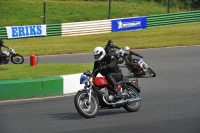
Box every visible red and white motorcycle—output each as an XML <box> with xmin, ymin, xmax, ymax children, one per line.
<box><xmin>74</xmin><ymin>70</ymin><xmax>141</xmax><ymax>118</ymax></box>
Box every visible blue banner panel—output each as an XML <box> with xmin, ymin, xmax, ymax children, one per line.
<box><xmin>112</xmin><ymin>16</ymin><xmax>147</xmax><ymax>32</ymax></box>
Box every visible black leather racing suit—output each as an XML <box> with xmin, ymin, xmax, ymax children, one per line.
<box><xmin>105</xmin><ymin>44</ymin><xmax>120</xmax><ymax>54</ymax></box>
<box><xmin>92</xmin><ymin>53</ymin><xmax>123</xmax><ymax>94</ymax></box>
<box><xmin>0</xmin><ymin>42</ymin><xmax>9</xmax><ymax>63</ymax></box>
<box><xmin>124</xmin><ymin>51</ymin><xmax>143</xmax><ymax>73</ymax></box>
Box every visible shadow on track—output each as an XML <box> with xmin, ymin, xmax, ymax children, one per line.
<box><xmin>47</xmin><ymin>109</ymin><xmax>127</xmax><ymax>120</ymax></box>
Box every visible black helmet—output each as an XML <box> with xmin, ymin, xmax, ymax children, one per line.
<box><xmin>107</xmin><ymin>40</ymin><xmax>114</xmax><ymax>47</ymax></box>
<box><xmin>0</xmin><ymin>39</ymin><xmax>3</xmax><ymax>44</ymax></box>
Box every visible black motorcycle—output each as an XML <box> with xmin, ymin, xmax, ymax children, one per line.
<box><xmin>131</xmin><ymin>58</ymin><xmax>156</xmax><ymax>77</ymax></box>
<box><xmin>115</xmin><ymin>48</ymin><xmax>125</xmax><ymax>64</ymax></box>
<box><xmin>1</xmin><ymin>48</ymin><xmax>24</xmax><ymax>64</ymax></box>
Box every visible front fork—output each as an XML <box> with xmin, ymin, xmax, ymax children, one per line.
<box><xmin>88</xmin><ymin>87</ymin><xmax>92</xmax><ymax>104</ymax></box>
<box><xmin>84</xmin><ymin>81</ymin><xmax>93</xmax><ymax>104</ymax></box>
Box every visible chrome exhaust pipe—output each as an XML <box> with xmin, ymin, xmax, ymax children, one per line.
<box><xmin>103</xmin><ymin>96</ymin><xmax>141</xmax><ymax>106</ymax></box>
<box><xmin>127</xmin><ymin>97</ymin><xmax>141</xmax><ymax>104</ymax></box>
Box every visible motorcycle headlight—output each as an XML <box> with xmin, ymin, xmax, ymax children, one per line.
<box><xmin>11</xmin><ymin>49</ymin><xmax>15</xmax><ymax>53</ymax></box>
<box><xmin>80</xmin><ymin>74</ymin><xmax>88</xmax><ymax>84</ymax></box>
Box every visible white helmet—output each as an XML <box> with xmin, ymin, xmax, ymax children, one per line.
<box><xmin>93</xmin><ymin>46</ymin><xmax>106</xmax><ymax>61</ymax></box>
<box><xmin>124</xmin><ymin>46</ymin><xmax>130</xmax><ymax>51</ymax></box>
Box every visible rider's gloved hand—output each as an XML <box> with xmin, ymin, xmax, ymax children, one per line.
<box><xmin>98</xmin><ymin>65</ymin><xmax>107</xmax><ymax>71</ymax></box>
<box><xmin>140</xmin><ymin>56</ymin><xmax>143</xmax><ymax>58</ymax></box>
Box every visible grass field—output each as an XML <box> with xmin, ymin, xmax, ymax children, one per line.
<box><xmin>0</xmin><ymin>0</ymin><xmax>187</xmax><ymax>27</ymax></box>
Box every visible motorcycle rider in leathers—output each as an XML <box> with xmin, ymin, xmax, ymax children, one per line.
<box><xmin>92</xmin><ymin>46</ymin><xmax>123</xmax><ymax>98</ymax></box>
<box><xmin>104</xmin><ymin>40</ymin><xmax>120</xmax><ymax>55</ymax></box>
<box><xmin>123</xmin><ymin>46</ymin><xmax>143</xmax><ymax>74</ymax></box>
<box><xmin>0</xmin><ymin>39</ymin><xmax>10</xmax><ymax>64</ymax></box>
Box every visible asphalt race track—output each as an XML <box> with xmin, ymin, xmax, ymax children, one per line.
<box><xmin>0</xmin><ymin>46</ymin><xmax>200</xmax><ymax>133</ymax></box>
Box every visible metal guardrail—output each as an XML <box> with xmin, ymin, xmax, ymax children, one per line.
<box><xmin>0</xmin><ymin>27</ymin><xmax>7</xmax><ymax>39</ymax></box>
<box><xmin>147</xmin><ymin>10</ymin><xmax>200</xmax><ymax>27</ymax></box>
<box><xmin>62</xmin><ymin>20</ymin><xmax>111</xmax><ymax>36</ymax></box>
<box><xmin>0</xmin><ymin>10</ymin><xmax>199</xmax><ymax>39</ymax></box>
<box><xmin>47</xmin><ymin>24</ymin><xmax>61</xmax><ymax>37</ymax></box>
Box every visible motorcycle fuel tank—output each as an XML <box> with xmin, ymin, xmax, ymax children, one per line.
<box><xmin>93</xmin><ymin>77</ymin><xmax>109</xmax><ymax>86</ymax></box>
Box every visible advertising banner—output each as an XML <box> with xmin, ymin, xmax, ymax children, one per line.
<box><xmin>112</xmin><ymin>16</ymin><xmax>147</xmax><ymax>32</ymax></box>
<box><xmin>6</xmin><ymin>25</ymin><xmax>46</xmax><ymax>39</ymax></box>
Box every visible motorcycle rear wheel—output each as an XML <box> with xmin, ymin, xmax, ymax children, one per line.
<box><xmin>123</xmin><ymin>85</ymin><xmax>141</xmax><ymax>112</ymax></box>
<box><xmin>11</xmin><ymin>54</ymin><xmax>24</xmax><ymax>64</ymax></box>
<box><xmin>1</xmin><ymin>57</ymin><xmax>9</xmax><ymax>64</ymax></box>
<box><xmin>74</xmin><ymin>90</ymin><xmax>99</xmax><ymax>118</ymax></box>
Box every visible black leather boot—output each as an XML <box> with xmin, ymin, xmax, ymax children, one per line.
<box><xmin>113</xmin><ymin>86</ymin><xmax>122</xmax><ymax>99</ymax></box>
<box><xmin>106</xmin><ymin>74</ymin><xmax>122</xmax><ymax>99</ymax></box>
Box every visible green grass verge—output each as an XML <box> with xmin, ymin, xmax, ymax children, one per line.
<box><xmin>0</xmin><ymin>64</ymin><xmax>93</xmax><ymax>80</ymax></box>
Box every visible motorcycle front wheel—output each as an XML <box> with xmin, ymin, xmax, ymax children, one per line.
<box><xmin>11</xmin><ymin>54</ymin><xmax>24</xmax><ymax>64</ymax></box>
<box><xmin>123</xmin><ymin>85</ymin><xmax>141</xmax><ymax>112</ymax></box>
<box><xmin>117</xmin><ymin>57</ymin><xmax>124</xmax><ymax>64</ymax></box>
<box><xmin>147</xmin><ymin>67</ymin><xmax>156</xmax><ymax>77</ymax></box>
<box><xmin>74</xmin><ymin>90</ymin><xmax>99</xmax><ymax>118</ymax></box>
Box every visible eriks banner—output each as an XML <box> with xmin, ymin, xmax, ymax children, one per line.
<box><xmin>6</xmin><ymin>25</ymin><xmax>47</xmax><ymax>39</ymax></box>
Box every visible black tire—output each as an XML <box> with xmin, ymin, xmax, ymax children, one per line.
<box><xmin>123</xmin><ymin>85</ymin><xmax>141</xmax><ymax>112</ymax></box>
<box><xmin>74</xmin><ymin>90</ymin><xmax>99</xmax><ymax>118</ymax></box>
<box><xmin>117</xmin><ymin>57</ymin><xmax>124</xmax><ymax>64</ymax></box>
<box><xmin>147</xmin><ymin>67</ymin><xmax>156</xmax><ymax>77</ymax></box>
<box><xmin>1</xmin><ymin>57</ymin><xmax>9</xmax><ymax>64</ymax></box>
<box><xmin>134</xmin><ymin>72</ymin><xmax>142</xmax><ymax>77</ymax></box>
<box><xmin>11</xmin><ymin>54</ymin><xmax>24</xmax><ymax>64</ymax></box>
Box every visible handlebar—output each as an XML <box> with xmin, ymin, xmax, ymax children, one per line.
<box><xmin>83</xmin><ymin>70</ymin><xmax>92</xmax><ymax>77</ymax></box>
<box><xmin>83</xmin><ymin>69</ymin><xmax>99</xmax><ymax>79</ymax></box>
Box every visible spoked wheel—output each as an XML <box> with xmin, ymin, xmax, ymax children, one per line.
<box><xmin>123</xmin><ymin>85</ymin><xmax>141</xmax><ymax>112</ymax></box>
<box><xmin>74</xmin><ymin>90</ymin><xmax>99</xmax><ymax>118</ymax></box>
<box><xmin>11</xmin><ymin>54</ymin><xmax>24</xmax><ymax>64</ymax></box>
<box><xmin>147</xmin><ymin>67</ymin><xmax>156</xmax><ymax>77</ymax></box>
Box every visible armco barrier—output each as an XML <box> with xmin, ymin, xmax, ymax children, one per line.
<box><xmin>62</xmin><ymin>19</ymin><xmax>111</xmax><ymax>36</ymax></box>
<box><xmin>0</xmin><ymin>27</ymin><xmax>7</xmax><ymax>39</ymax></box>
<box><xmin>47</xmin><ymin>23</ymin><xmax>62</xmax><ymax>37</ymax></box>
<box><xmin>147</xmin><ymin>10</ymin><xmax>200</xmax><ymax>27</ymax></box>
<box><xmin>1</xmin><ymin>10</ymin><xmax>199</xmax><ymax>39</ymax></box>
<box><xmin>0</xmin><ymin>76</ymin><xmax>63</xmax><ymax>100</ymax></box>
